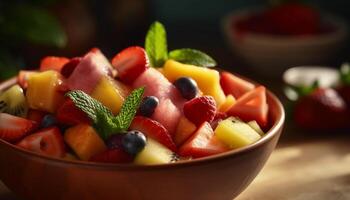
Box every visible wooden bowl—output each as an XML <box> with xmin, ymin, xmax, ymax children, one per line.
<box><xmin>0</xmin><ymin>76</ymin><xmax>284</xmax><ymax>200</ymax></box>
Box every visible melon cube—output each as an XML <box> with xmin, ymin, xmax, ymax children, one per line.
<box><xmin>64</xmin><ymin>124</ymin><xmax>107</xmax><ymax>161</ymax></box>
<box><xmin>214</xmin><ymin>117</ymin><xmax>261</xmax><ymax>149</ymax></box>
<box><xmin>91</xmin><ymin>77</ymin><xmax>130</xmax><ymax>115</ymax></box>
<box><xmin>162</xmin><ymin>60</ymin><xmax>226</xmax><ymax>106</ymax></box>
<box><xmin>26</xmin><ymin>71</ymin><xmax>65</xmax><ymax>113</ymax></box>
<box><xmin>134</xmin><ymin>138</ymin><xmax>174</xmax><ymax>165</ymax></box>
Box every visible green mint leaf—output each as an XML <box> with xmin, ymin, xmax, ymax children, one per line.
<box><xmin>168</xmin><ymin>48</ymin><xmax>217</xmax><ymax>67</ymax></box>
<box><xmin>66</xmin><ymin>90</ymin><xmax>113</xmax><ymax>124</ymax></box>
<box><xmin>113</xmin><ymin>87</ymin><xmax>145</xmax><ymax>131</ymax></box>
<box><xmin>145</xmin><ymin>21</ymin><xmax>168</xmax><ymax>67</ymax></box>
<box><xmin>94</xmin><ymin>109</ymin><xmax>122</xmax><ymax>140</ymax></box>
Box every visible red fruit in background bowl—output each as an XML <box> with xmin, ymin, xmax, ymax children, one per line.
<box><xmin>294</xmin><ymin>88</ymin><xmax>348</xmax><ymax>129</ymax></box>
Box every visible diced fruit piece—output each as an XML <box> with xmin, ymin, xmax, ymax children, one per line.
<box><xmin>56</xmin><ymin>99</ymin><xmax>91</xmax><ymax>126</ymax></box>
<box><xmin>40</xmin><ymin>56</ymin><xmax>69</xmax><ymax>72</ymax></box>
<box><xmin>17</xmin><ymin>70</ymin><xmax>38</xmax><ymax>89</ymax></box>
<box><xmin>152</xmin><ymin>99</ymin><xmax>182</xmax><ymax>135</ymax></box>
<box><xmin>248</xmin><ymin>121</ymin><xmax>265</xmax><ymax>136</ymax></box>
<box><xmin>17</xmin><ymin>127</ymin><xmax>65</xmax><ymax>157</ymax></box>
<box><xmin>0</xmin><ymin>85</ymin><xmax>28</xmax><ymax>117</ymax></box>
<box><xmin>130</xmin><ymin>116</ymin><xmax>177</xmax><ymax>152</ymax></box>
<box><xmin>174</xmin><ymin>77</ymin><xmax>198</xmax><ymax>100</ymax></box>
<box><xmin>134</xmin><ymin>138</ymin><xmax>174</xmax><ymax>165</ymax></box>
<box><xmin>0</xmin><ymin>113</ymin><xmax>36</xmax><ymax>143</ymax></box>
<box><xmin>27</xmin><ymin>109</ymin><xmax>47</xmax><ymax>124</ymax></box>
<box><xmin>64</xmin><ymin>124</ymin><xmax>107</xmax><ymax>161</ymax></box>
<box><xmin>174</xmin><ymin>116</ymin><xmax>197</xmax><ymax>146</ymax></box>
<box><xmin>90</xmin><ymin>149</ymin><xmax>133</xmax><ymax>163</ymax></box>
<box><xmin>215</xmin><ymin>118</ymin><xmax>261</xmax><ymax>149</ymax></box>
<box><xmin>67</xmin><ymin>48</ymin><xmax>112</xmax><ymax>94</ymax></box>
<box><xmin>220</xmin><ymin>72</ymin><xmax>255</xmax><ymax>99</ymax></box>
<box><xmin>228</xmin><ymin>86</ymin><xmax>268</xmax><ymax>127</ymax></box>
<box><xmin>91</xmin><ymin>77</ymin><xmax>130</xmax><ymax>115</ymax></box>
<box><xmin>183</xmin><ymin>96</ymin><xmax>217</xmax><ymax>125</ymax></box>
<box><xmin>60</xmin><ymin>57</ymin><xmax>82</xmax><ymax>78</ymax></box>
<box><xmin>179</xmin><ymin>122</ymin><xmax>229</xmax><ymax>158</ymax></box>
<box><xmin>40</xmin><ymin>114</ymin><xmax>57</xmax><ymax>128</ymax></box>
<box><xmin>163</xmin><ymin>60</ymin><xmax>226</xmax><ymax>106</ymax></box>
<box><xmin>111</xmin><ymin>46</ymin><xmax>150</xmax><ymax>84</ymax></box>
<box><xmin>138</xmin><ymin>96</ymin><xmax>159</xmax><ymax>117</ymax></box>
<box><xmin>218</xmin><ymin>95</ymin><xmax>236</xmax><ymax>113</ymax></box>
<box><xmin>121</xmin><ymin>131</ymin><xmax>147</xmax><ymax>155</ymax></box>
<box><xmin>26</xmin><ymin>71</ymin><xmax>65</xmax><ymax>113</ymax></box>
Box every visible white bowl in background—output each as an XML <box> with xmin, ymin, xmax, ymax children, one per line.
<box><xmin>223</xmin><ymin>9</ymin><xmax>348</xmax><ymax>77</ymax></box>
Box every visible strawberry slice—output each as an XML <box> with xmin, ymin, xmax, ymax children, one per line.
<box><xmin>220</xmin><ymin>72</ymin><xmax>255</xmax><ymax>99</ymax></box>
<box><xmin>40</xmin><ymin>56</ymin><xmax>70</xmax><ymax>72</ymax></box>
<box><xmin>89</xmin><ymin>149</ymin><xmax>133</xmax><ymax>163</ymax></box>
<box><xmin>0</xmin><ymin>113</ymin><xmax>36</xmax><ymax>143</ymax></box>
<box><xmin>111</xmin><ymin>46</ymin><xmax>149</xmax><ymax>84</ymax></box>
<box><xmin>56</xmin><ymin>99</ymin><xmax>91</xmax><ymax>126</ymax></box>
<box><xmin>17</xmin><ymin>127</ymin><xmax>65</xmax><ymax>158</ymax></box>
<box><xmin>17</xmin><ymin>70</ymin><xmax>38</xmax><ymax>89</ymax></box>
<box><xmin>130</xmin><ymin>116</ymin><xmax>177</xmax><ymax>152</ymax></box>
<box><xmin>228</xmin><ymin>86</ymin><xmax>268</xmax><ymax>128</ymax></box>
<box><xmin>60</xmin><ymin>57</ymin><xmax>82</xmax><ymax>78</ymax></box>
<box><xmin>179</xmin><ymin>122</ymin><xmax>229</xmax><ymax>158</ymax></box>
<box><xmin>183</xmin><ymin>96</ymin><xmax>217</xmax><ymax>125</ymax></box>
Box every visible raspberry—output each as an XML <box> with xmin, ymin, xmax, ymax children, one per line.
<box><xmin>183</xmin><ymin>96</ymin><xmax>216</xmax><ymax>125</ymax></box>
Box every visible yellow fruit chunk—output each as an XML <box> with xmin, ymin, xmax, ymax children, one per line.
<box><xmin>134</xmin><ymin>138</ymin><xmax>174</xmax><ymax>165</ymax></box>
<box><xmin>214</xmin><ymin>117</ymin><xmax>261</xmax><ymax>149</ymax></box>
<box><xmin>64</xmin><ymin>124</ymin><xmax>107</xmax><ymax>161</ymax></box>
<box><xmin>218</xmin><ymin>95</ymin><xmax>236</xmax><ymax>113</ymax></box>
<box><xmin>91</xmin><ymin>77</ymin><xmax>130</xmax><ymax>115</ymax></box>
<box><xmin>163</xmin><ymin>60</ymin><xmax>226</xmax><ymax>106</ymax></box>
<box><xmin>248</xmin><ymin>120</ymin><xmax>265</xmax><ymax>136</ymax></box>
<box><xmin>174</xmin><ymin>116</ymin><xmax>197</xmax><ymax>146</ymax></box>
<box><xmin>26</xmin><ymin>71</ymin><xmax>64</xmax><ymax>113</ymax></box>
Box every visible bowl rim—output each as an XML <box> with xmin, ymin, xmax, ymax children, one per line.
<box><xmin>222</xmin><ymin>7</ymin><xmax>348</xmax><ymax>43</ymax></box>
<box><xmin>0</xmin><ymin>76</ymin><xmax>285</xmax><ymax>170</ymax></box>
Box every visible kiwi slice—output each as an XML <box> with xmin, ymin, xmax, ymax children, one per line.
<box><xmin>0</xmin><ymin>85</ymin><xmax>28</xmax><ymax>117</ymax></box>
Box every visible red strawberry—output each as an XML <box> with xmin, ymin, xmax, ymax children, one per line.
<box><xmin>60</xmin><ymin>57</ymin><xmax>82</xmax><ymax>78</ymax></box>
<box><xmin>111</xmin><ymin>46</ymin><xmax>149</xmax><ymax>84</ymax></box>
<box><xmin>56</xmin><ymin>99</ymin><xmax>91</xmax><ymax>126</ymax></box>
<box><xmin>130</xmin><ymin>116</ymin><xmax>177</xmax><ymax>152</ymax></box>
<box><xmin>179</xmin><ymin>122</ymin><xmax>229</xmax><ymax>158</ymax></box>
<box><xmin>40</xmin><ymin>56</ymin><xmax>70</xmax><ymax>72</ymax></box>
<box><xmin>17</xmin><ymin>70</ymin><xmax>37</xmax><ymax>89</ymax></box>
<box><xmin>89</xmin><ymin>149</ymin><xmax>133</xmax><ymax>163</ymax></box>
<box><xmin>183</xmin><ymin>96</ymin><xmax>217</xmax><ymax>125</ymax></box>
<box><xmin>0</xmin><ymin>113</ymin><xmax>36</xmax><ymax>143</ymax></box>
<box><xmin>17</xmin><ymin>127</ymin><xmax>65</xmax><ymax>158</ymax></box>
<box><xmin>264</xmin><ymin>3</ymin><xmax>320</xmax><ymax>35</ymax></box>
<box><xmin>27</xmin><ymin>109</ymin><xmax>47</xmax><ymax>124</ymax></box>
<box><xmin>220</xmin><ymin>72</ymin><xmax>255</xmax><ymax>99</ymax></box>
<box><xmin>228</xmin><ymin>86</ymin><xmax>268</xmax><ymax>128</ymax></box>
<box><xmin>294</xmin><ymin>88</ymin><xmax>348</xmax><ymax>129</ymax></box>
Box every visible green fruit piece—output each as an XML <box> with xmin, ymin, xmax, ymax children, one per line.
<box><xmin>214</xmin><ymin>117</ymin><xmax>261</xmax><ymax>149</ymax></box>
<box><xmin>0</xmin><ymin>85</ymin><xmax>28</xmax><ymax>117</ymax></box>
<box><xmin>247</xmin><ymin>120</ymin><xmax>265</xmax><ymax>136</ymax></box>
<box><xmin>134</xmin><ymin>138</ymin><xmax>174</xmax><ymax>165</ymax></box>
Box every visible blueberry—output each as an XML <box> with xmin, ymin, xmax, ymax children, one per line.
<box><xmin>121</xmin><ymin>130</ymin><xmax>147</xmax><ymax>155</ymax></box>
<box><xmin>106</xmin><ymin>134</ymin><xmax>125</xmax><ymax>150</ymax></box>
<box><xmin>41</xmin><ymin>115</ymin><xmax>57</xmax><ymax>128</ymax></box>
<box><xmin>174</xmin><ymin>77</ymin><xmax>198</xmax><ymax>100</ymax></box>
<box><xmin>139</xmin><ymin>96</ymin><xmax>159</xmax><ymax>117</ymax></box>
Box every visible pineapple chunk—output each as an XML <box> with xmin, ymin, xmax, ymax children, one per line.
<box><xmin>64</xmin><ymin>124</ymin><xmax>107</xmax><ymax>161</ymax></box>
<box><xmin>91</xmin><ymin>77</ymin><xmax>130</xmax><ymax>115</ymax></box>
<box><xmin>134</xmin><ymin>138</ymin><xmax>174</xmax><ymax>165</ymax></box>
<box><xmin>26</xmin><ymin>71</ymin><xmax>64</xmax><ymax>113</ymax></box>
<box><xmin>215</xmin><ymin>118</ymin><xmax>261</xmax><ymax>149</ymax></box>
<box><xmin>248</xmin><ymin>120</ymin><xmax>265</xmax><ymax>136</ymax></box>
<box><xmin>163</xmin><ymin>60</ymin><xmax>226</xmax><ymax>106</ymax></box>
<box><xmin>218</xmin><ymin>95</ymin><xmax>236</xmax><ymax>113</ymax></box>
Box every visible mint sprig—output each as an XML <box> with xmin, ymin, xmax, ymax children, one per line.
<box><xmin>169</xmin><ymin>48</ymin><xmax>217</xmax><ymax>67</ymax></box>
<box><xmin>66</xmin><ymin>87</ymin><xmax>145</xmax><ymax>140</ymax></box>
<box><xmin>144</xmin><ymin>21</ymin><xmax>217</xmax><ymax>68</ymax></box>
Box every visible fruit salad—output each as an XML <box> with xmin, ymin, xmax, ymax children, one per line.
<box><xmin>0</xmin><ymin>22</ymin><xmax>269</xmax><ymax>165</ymax></box>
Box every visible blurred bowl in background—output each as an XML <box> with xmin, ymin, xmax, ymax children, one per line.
<box><xmin>223</xmin><ymin>9</ymin><xmax>348</xmax><ymax>78</ymax></box>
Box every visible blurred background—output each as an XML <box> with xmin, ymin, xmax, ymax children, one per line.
<box><xmin>1</xmin><ymin>0</ymin><xmax>350</xmax><ymax>80</ymax></box>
